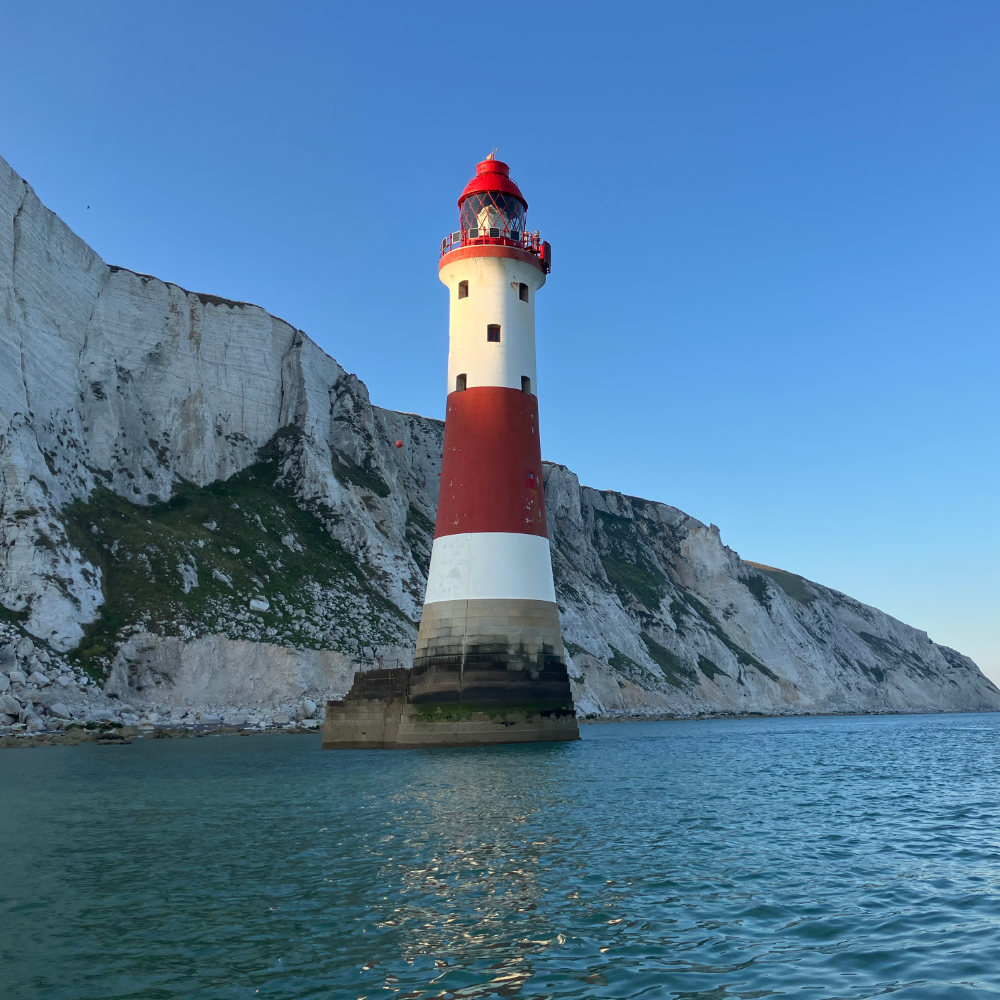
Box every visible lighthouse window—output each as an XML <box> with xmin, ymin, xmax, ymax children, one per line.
<box><xmin>460</xmin><ymin>192</ymin><xmax>526</xmax><ymax>241</ymax></box>
<box><xmin>458</xmin><ymin>280</ymin><xmax>468</xmax><ymax>299</ymax></box>
<box><xmin>521</xmin><ymin>376</ymin><xmax>532</xmax><ymax>394</ymax></box>
<box><xmin>518</xmin><ymin>283</ymin><xmax>529</xmax><ymax>302</ymax></box>
<box><xmin>456</xmin><ymin>373</ymin><xmax>467</xmax><ymax>391</ymax></box>
<box><xmin>487</xmin><ymin>324</ymin><xmax>501</xmax><ymax>343</ymax></box>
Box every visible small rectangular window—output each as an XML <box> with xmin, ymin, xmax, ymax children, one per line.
<box><xmin>487</xmin><ymin>324</ymin><xmax>501</xmax><ymax>342</ymax></box>
<box><xmin>521</xmin><ymin>376</ymin><xmax>532</xmax><ymax>394</ymax></box>
<box><xmin>456</xmin><ymin>373</ymin><xmax>467</xmax><ymax>391</ymax></box>
<box><xmin>458</xmin><ymin>280</ymin><xmax>468</xmax><ymax>299</ymax></box>
<box><xmin>519</xmin><ymin>283</ymin><xmax>529</xmax><ymax>302</ymax></box>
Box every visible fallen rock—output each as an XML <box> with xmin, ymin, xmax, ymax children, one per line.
<box><xmin>296</xmin><ymin>698</ymin><xmax>318</xmax><ymax>721</ymax></box>
<box><xmin>249</xmin><ymin>597</ymin><xmax>270</xmax><ymax>613</ymax></box>
<box><xmin>55</xmin><ymin>674</ymin><xmax>73</xmax><ymax>688</ymax></box>
<box><xmin>271</xmin><ymin>711</ymin><xmax>292</xmax><ymax>725</ymax></box>
<box><xmin>24</xmin><ymin>714</ymin><xmax>46</xmax><ymax>733</ymax></box>
<box><xmin>15</xmin><ymin>637</ymin><xmax>35</xmax><ymax>660</ymax></box>
<box><xmin>46</xmin><ymin>702</ymin><xmax>72</xmax><ymax>720</ymax></box>
<box><xmin>0</xmin><ymin>695</ymin><xmax>22</xmax><ymax>716</ymax></box>
<box><xmin>27</xmin><ymin>671</ymin><xmax>50</xmax><ymax>687</ymax></box>
<box><xmin>8</xmin><ymin>669</ymin><xmax>27</xmax><ymax>686</ymax></box>
<box><xmin>0</xmin><ymin>675</ymin><xmax>9</xmax><ymax>693</ymax></box>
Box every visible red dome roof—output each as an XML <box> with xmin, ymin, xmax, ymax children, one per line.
<box><xmin>458</xmin><ymin>158</ymin><xmax>527</xmax><ymax>211</ymax></box>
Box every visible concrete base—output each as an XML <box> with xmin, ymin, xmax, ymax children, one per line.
<box><xmin>321</xmin><ymin>663</ymin><xmax>580</xmax><ymax>749</ymax></box>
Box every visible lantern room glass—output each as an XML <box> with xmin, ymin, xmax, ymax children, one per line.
<box><xmin>460</xmin><ymin>192</ymin><xmax>526</xmax><ymax>241</ymax></box>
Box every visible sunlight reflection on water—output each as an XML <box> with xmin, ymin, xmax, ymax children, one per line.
<box><xmin>3</xmin><ymin>715</ymin><xmax>1000</xmax><ymax>999</ymax></box>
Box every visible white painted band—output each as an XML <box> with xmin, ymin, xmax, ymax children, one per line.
<box><xmin>423</xmin><ymin>531</ymin><xmax>557</xmax><ymax>604</ymax></box>
<box><xmin>440</xmin><ymin>255</ymin><xmax>543</xmax><ymax>393</ymax></box>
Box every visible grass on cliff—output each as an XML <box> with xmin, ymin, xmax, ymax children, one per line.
<box><xmin>594</xmin><ymin>510</ymin><xmax>667</xmax><ymax>611</ymax></box>
<box><xmin>404</xmin><ymin>504</ymin><xmax>433</xmax><ymax>577</ymax></box>
<box><xmin>675</xmin><ymin>590</ymin><xmax>779</xmax><ymax>683</ymax></box>
<box><xmin>0</xmin><ymin>604</ymin><xmax>29</xmax><ymax>628</ymax></box>
<box><xmin>62</xmin><ymin>455</ymin><xmax>409</xmax><ymax>678</ymax></box>
<box><xmin>740</xmin><ymin>572</ymin><xmax>773</xmax><ymax>613</ymax></box>
<box><xmin>608</xmin><ymin>647</ymin><xmax>665</xmax><ymax>688</ymax></box>
<box><xmin>748</xmin><ymin>563</ymin><xmax>817</xmax><ymax>604</ymax></box>
<box><xmin>600</xmin><ymin>555</ymin><xmax>667</xmax><ymax>611</ymax></box>
<box><xmin>331</xmin><ymin>452</ymin><xmax>390</xmax><ymax>498</ymax></box>
<box><xmin>858</xmin><ymin>631</ymin><xmax>936</xmax><ymax>680</ymax></box>
<box><xmin>641</xmin><ymin>631</ymin><xmax>696</xmax><ymax>689</ymax></box>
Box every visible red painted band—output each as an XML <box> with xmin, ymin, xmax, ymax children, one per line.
<box><xmin>435</xmin><ymin>387</ymin><xmax>548</xmax><ymax>539</ymax></box>
<box><xmin>439</xmin><ymin>244</ymin><xmax>545</xmax><ymax>274</ymax></box>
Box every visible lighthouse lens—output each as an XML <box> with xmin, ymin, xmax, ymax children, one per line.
<box><xmin>460</xmin><ymin>193</ymin><xmax>525</xmax><ymax>241</ymax></box>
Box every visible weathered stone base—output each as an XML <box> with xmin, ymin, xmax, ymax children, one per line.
<box><xmin>324</xmin><ymin>596</ymin><xmax>579</xmax><ymax>748</ymax></box>
<box><xmin>414</xmin><ymin>598</ymin><xmax>565</xmax><ymax>664</ymax></box>
<box><xmin>321</xmin><ymin>700</ymin><xmax>579</xmax><ymax>748</ymax></box>
<box><xmin>321</xmin><ymin>662</ymin><xmax>579</xmax><ymax>749</ymax></box>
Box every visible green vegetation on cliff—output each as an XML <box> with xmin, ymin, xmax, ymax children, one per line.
<box><xmin>63</xmin><ymin>452</ymin><xmax>410</xmax><ymax>678</ymax></box>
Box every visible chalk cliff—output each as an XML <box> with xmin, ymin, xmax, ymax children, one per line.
<box><xmin>2</xmin><ymin>152</ymin><xmax>996</xmax><ymax>732</ymax></box>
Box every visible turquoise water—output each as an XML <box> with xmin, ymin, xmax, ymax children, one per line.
<box><xmin>3</xmin><ymin>714</ymin><xmax>1000</xmax><ymax>999</ymax></box>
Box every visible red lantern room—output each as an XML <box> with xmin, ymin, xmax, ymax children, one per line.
<box><xmin>440</xmin><ymin>154</ymin><xmax>551</xmax><ymax>272</ymax></box>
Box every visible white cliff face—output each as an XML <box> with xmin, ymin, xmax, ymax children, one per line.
<box><xmin>1</xmin><ymin>151</ymin><xmax>997</xmax><ymax>731</ymax></box>
<box><xmin>0</xmin><ymin>155</ymin><xmax>428</xmax><ymax>654</ymax></box>
<box><xmin>542</xmin><ymin>470</ymin><xmax>998</xmax><ymax>715</ymax></box>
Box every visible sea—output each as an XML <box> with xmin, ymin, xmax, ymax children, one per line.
<box><xmin>3</xmin><ymin>713</ymin><xmax>1000</xmax><ymax>1000</ymax></box>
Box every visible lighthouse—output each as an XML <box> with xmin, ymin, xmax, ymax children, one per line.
<box><xmin>406</xmin><ymin>155</ymin><xmax>578</xmax><ymax>739</ymax></box>
<box><xmin>322</xmin><ymin>155</ymin><xmax>578</xmax><ymax>747</ymax></box>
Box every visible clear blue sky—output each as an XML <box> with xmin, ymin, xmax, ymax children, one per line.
<box><xmin>3</xmin><ymin>1</ymin><xmax>998</xmax><ymax>683</ymax></box>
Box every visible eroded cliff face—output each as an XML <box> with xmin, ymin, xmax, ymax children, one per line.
<box><xmin>1</xmin><ymin>152</ymin><xmax>997</xmax><ymax>731</ymax></box>
<box><xmin>544</xmin><ymin>472</ymin><xmax>995</xmax><ymax>715</ymax></box>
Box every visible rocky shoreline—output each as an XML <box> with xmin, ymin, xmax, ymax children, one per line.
<box><xmin>0</xmin><ymin>721</ymin><xmax>323</xmax><ymax>749</ymax></box>
<box><xmin>7</xmin><ymin>618</ymin><xmax>999</xmax><ymax>750</ymax></box>
<box><xmin>0</xmin><ymin>629</ymin><xmax>326</xmax><ymax>746</ymax></box>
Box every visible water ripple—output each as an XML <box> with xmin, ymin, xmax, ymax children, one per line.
<box><xmin>3</xmin><ymin>714</ymin><xmax>1000</xmax><ymax>998</ymax></box>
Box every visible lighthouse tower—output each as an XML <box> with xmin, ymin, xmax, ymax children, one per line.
<box><xmin>407</xmin><ymin>156</ymin><xmax>578</xmax><ymax>739</ymax></box>
<box><xmin>322</xmin><ymin>156</ymin><xmax>577</xmax><ymax>748</ymax></box>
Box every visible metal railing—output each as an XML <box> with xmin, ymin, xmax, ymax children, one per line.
<box><xmin>440</xmin><ymin>230</ymin><xmax>551</xmax><ymax>272</ymax></box>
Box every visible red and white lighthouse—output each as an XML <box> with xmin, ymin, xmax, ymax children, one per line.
<box><xmin>409</xmin><ymin>156</ymin><xmax>577</xmax><ymax>735</ymax></box>
<box><xmin>321</xmin><ymin>156</ymin><xmax>577</xmax><ymax>747</ymax></box>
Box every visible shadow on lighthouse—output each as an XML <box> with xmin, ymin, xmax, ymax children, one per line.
<box><xmin>323</xmin><ymin>156</ymin><xmax>579</xmax><ymax>748</ymax></box>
